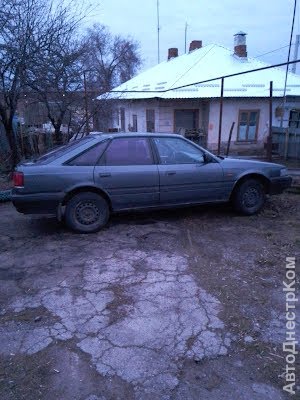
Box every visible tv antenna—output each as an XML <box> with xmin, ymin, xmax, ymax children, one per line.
<box><xmin>185</xmin><ymin>22</ymin><xmax>188</xmax><ymax>53</ymax></box>
<box><xmin>157</xmin><ymin>0</ymin><xmax>160</xmax><ymax>63</ymax></box>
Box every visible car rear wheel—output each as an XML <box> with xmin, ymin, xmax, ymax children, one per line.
<box><xmin>233</xmin><ymin>179</ymin><xmax>266</xmax><ymax>215</ymax></box>
<box><xmin>65</xmin><ymin>192</ymin><xmax>109</xmax><ymax>233</ymax></box>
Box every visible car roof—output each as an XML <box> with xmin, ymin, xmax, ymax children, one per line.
<box><xmin>92</xmin><ymin>132</ymin><xmax>183</xmax><ymax>140</ymax></box>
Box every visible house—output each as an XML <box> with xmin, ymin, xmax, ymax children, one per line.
<box><xmin>99</xmin><ymin>32</ymin><xmax>300</xmax><ymax>155</ymax></box>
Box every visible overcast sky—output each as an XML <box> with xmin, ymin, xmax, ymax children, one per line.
<box><xmin>87</xmin><ymin>0</ymin><xmax>299</xmax><ymax>73</ymax></box>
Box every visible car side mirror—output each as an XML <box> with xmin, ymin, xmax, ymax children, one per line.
<box><xmin>203</xmin><ymin>153</ymin><xmax>212</xmax><ymax>163</ymax></box>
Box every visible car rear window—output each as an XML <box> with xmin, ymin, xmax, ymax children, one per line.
<box><xmin>67</xmin><ymin>141</ymin><xmax>108</xmax><ymax>166</ymax></box>
<box><xmin>33</xmin><ymin>136</ymin><xmax>96</xmax><ymax>165</ymax></box>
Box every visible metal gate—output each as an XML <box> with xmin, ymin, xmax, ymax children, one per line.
<box><xmin>272</xmin><ymin>127</ymin><xmax>300</xmax><ymax>159</ymax></box>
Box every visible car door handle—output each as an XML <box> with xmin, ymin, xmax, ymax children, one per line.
<box><xmin>99</xmin><ymin>173</ymin><xmax>111</xmax><ymax>178</ymax></box>
<box><xmin>166</xmin><ymin>171</ymin><xmax>176</xmax><ymax>175</ymax></box>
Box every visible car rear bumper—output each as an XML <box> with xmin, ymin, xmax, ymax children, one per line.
<box><xmin>269</xmin><ymin>176</ymin><xmax>292</xmax><ymax>195</ymax></box>
<box><xmin>12</xmin><ymin>191</ymin><xmax>64</xmax><ymax>214</ymax></box>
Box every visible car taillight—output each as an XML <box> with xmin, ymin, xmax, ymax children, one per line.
<box><xmin>13</xmin><ymin>171</ymin><xmax>24</xmax><ymax>187</ymax></box>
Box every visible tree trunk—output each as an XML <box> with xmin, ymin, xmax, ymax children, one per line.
<box><xmin>4</xmin><ymin>121</ymin><xmax>19</xmax><ymax>170</ymax></box>
<box><xmin>54</xmin><ymin>125</ymin><xmax>63</xmax><ymax>145</ymax></box>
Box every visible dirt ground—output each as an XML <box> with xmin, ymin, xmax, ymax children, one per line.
<box><xmin>0</xmin><ymin>194</ymin><xmax>299</xmax><ymax>400</ymax></box>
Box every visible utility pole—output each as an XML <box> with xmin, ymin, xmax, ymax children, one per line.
<box><xmin>217</xmin><ymin>77</ymin><xmax>224</xmax><ymax>155</ymax></box>
<box><xmin>157</xmin><ymin>0</ymin><xmax>160</xmax><ymax>63</ymax></box>
<box><xmin>184</xmin><ymin>22</ymin><xmax>188</xmax><ymax>53</ymax></box>
<box><xmin>292</xmin><ymin>34</ymin><xmax>300</xmax><ymax>73</ymax></box>
<box><xmin>280</xmin><ymin>0</ymin><xmax>297</xmax><ymax>127</ymax></box>
<box><xmin>83</xmin><ymin>71</ymin><xmax>89</xmax><ymax>135</ymax></box>
<box><xmin>267</xmin><ymin>81</ymin><xmax>273</xmax><ymax>162</ymax></box>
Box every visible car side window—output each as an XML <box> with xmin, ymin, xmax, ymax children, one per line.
<box><xmin>104</xmin><ymin>138</ymin><xmax>153</xmax><ymax>165</ymax></box>
<box><xmin>67</xmin><ymin>141</ymin><xmax>108</xmax><ymax>166</ymax></box>
<box><xmin>154</xmin><ymin>137</ymin><xmax>204</xmax><ymax>164</ymax></box>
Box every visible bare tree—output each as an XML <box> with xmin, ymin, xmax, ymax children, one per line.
<box><xmin>84</xmin><ymin>24</ymin><xmax>141</xmax><ymax>92</ymax></box>
<box><xmin>0</xmin><ymin>4</ymin><xmax>141</xmax><ymax>167</ymax></box>
<box><xmin>82</xmin><ymin>24</ymin><xmax>142</xmax><ymax>131</ymax></box>
<box><xmin>27</xmin><ymin>38</ymin><xmax>85</xmax><ymax>144</ymax></box>
<box><xmin>0</xmin><ymin>0</ymin><xmax>89</xmax><ymax>167</ymax></box>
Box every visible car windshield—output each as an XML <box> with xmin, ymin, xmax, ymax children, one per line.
<box><xmin>33</xmin><ymin>137</ymin><xmax>96</xmax><ymax>165</ymax></box>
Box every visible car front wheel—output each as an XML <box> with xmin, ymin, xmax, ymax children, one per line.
<box><xmin>65</xmin><ymin>192</ymin><xmax>109</xmax><ymax>233</ymax></box>
<box><xmin>233</xmin><ymin>179</ymin><xmax>266</xmax><ymax>215</ymax></box>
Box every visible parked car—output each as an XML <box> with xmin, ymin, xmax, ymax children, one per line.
<box><xmin>12</xmin><ymin>133</ymin><xmax>292</xmax><ymax>233</ymax></box>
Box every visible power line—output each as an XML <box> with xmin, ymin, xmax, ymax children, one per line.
<box><xmin>255</xmin><ymin>44</ymin><xmax>291</xmax><ymax>58</ymax></box>
<box><xmin>281</xmin><ymin>0</ymin><xmax>297</xmax><ymax>127</ymax></box>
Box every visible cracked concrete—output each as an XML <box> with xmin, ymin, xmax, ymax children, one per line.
<box><xmin>2</xmin><ymin>249</ymin><xmax>231</xmax><ymax>398</ymax></box>
<box><xmin>1</xmin><ymin>195</ymin><xmax>299</xmax><ymax>399</ymax></box>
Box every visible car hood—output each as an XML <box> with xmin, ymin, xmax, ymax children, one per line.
<box><xmin>218</xmin><ymin>157</ymin><xmax>285</xmax><ymax>170</ymax></box>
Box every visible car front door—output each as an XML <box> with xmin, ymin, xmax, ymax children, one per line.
<box><xmin>152</xmin><ymin>136</ymin><xmax>224</xmax><ymax>204</ymax></box>
<box><xmin>93</xmin><ymin>137</ymin><xmax>159</xmax><ymax>210</ymax></box>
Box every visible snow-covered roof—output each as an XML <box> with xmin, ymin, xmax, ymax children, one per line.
<box><xmin>98</xmin><ymin>44</ymin><xmax>300</xmax><ymax>100</ymax></box>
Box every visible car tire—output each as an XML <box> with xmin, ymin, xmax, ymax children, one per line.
<box><xmin>65</xmin><ymin>192</ymin><xmax>109</xmax><ymax>233</ymax></box>
<box><xmin>233</xmin><ymin>179</ymin><xmax>266</xmax><ymax>215</ymax></box>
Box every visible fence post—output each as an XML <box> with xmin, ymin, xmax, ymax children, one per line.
<box><xmin>226</xmin><ymin>122</ymin><xmax>235</xmax><ymax>156</ymax></box>
<box><xmin>267</xmin><ymin>81</ymin><xmax>273</xmax><ymax>161</ymax></box>
<box><xmin>284</xmin><ymin>128</ymin><xmax>289</xmax><ymax>160</ymax></box>
<box><xmin>217</xmin><ymin>77</ymin><xmax>224</xmax><ymax>155</ymax></box>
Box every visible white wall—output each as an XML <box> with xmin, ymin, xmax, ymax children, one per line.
<box><xmin>115</xmin><ymin>99</ymin><xmax>207</xmax><ymax>133</ymax></box>
<box><xmin>117</xmin><ymin>100</ymin><xmax>160</xmax><ymax>132</ymax></box>
<box><xmin>114</xmin><ymin>97</ymin><xmax>300</xmax><ymax>154</ymax></box>
<box><xmin>208</xmin><ymin>98</ymin><xmax>270</xmax><ymax>151</ymax></box>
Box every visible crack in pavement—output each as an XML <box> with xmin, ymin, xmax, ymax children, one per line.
<box><xmin>1</xmin><ymin>246</ymin><xmax>231</xmax><ymax>399</ymax></box>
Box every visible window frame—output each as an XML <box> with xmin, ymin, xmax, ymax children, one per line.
<box><xmin>120</xmin><ymin>107</ymin><xmax>125</xmax><ymax>132</ymax></box>
<box><xmin>100</xmin><ymin>137</ymin><xmax>155</xmax><ymax>166</ymax></box>
<box><xmin>289</xmin><ymin>109</ymin><xmax>300</xmax><ymax>129</ymax></box>
<box><xmin>237</xmin><ymin>109</ymin><xmax>260</xmax><ymax>142</ymax></box>
<box><xmin>146</xmin><ymin>109</ymin><xmax>155</xmax><ymax>132</ymax></box>
<box><xmin>132</xmin><ymin>114</ymin><xmax>138</xmax><ymax>132</ymax></box>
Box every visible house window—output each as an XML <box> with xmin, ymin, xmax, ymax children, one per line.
<box><xmin>120</xmin><ymin>108</ymin><xmax>125</xmax><ymax>131</ymax></box>
<box><xmin>132</xmin><ymin>114</ymin><xmax>138</xmax><ymax>132</ymax></box>
<box><xmin>237</xmin><ymin>110</ymin><xmax>259</xmax><ymax>141</ymax></box>
<box><xmin>146</xmin><ymin>109</ymin><xmax>155</xmax><ymax>132</ymax></box>
<box><xmin>289</xmin><ymin>110</ymin><xmax>300</xmax><ymax>128</ymax></box>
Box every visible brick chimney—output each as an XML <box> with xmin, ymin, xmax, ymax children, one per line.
<box><xmin>189</xmin><ymin>40</ymin><xmax>202</xmax><ymax>52</ymax></box>
<box><xmin>168</xmin><ymin>48</ymin><xmax>178</xmax><ymax>60</ymax></box>
<box><xmin>234</xmin><ymin>31</ymin><xmax>247</xmax><ymax>58</ymax></box>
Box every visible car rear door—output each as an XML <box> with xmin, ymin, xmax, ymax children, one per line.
<box><xmin>152</xmin><ymin>136</ymin><xmax>225</xmax><ymax>204</ymax></box>
<box><xmin>93</xmin><ymin>137</ymin><xmax>159</xmax><ymax>210</ymax></box>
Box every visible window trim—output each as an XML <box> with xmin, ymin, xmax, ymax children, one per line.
<box><xmin>289</xmin><ymin>109</ymin><xmax>300</xmax><ymax>129</ymax></box>
<box><xmin>120</xmin><ymin>107</ymin><xmax>126</xmax><ymax>132</ymax></box>
<box><xmin>132</xmin><ymin>114</ymin><xmax>138</xmax><ymax>132</ymax></box>
<box><xmin>236</xmin><ymin>109</ymin><xmax>260</xmax><ymax>142</ymax></box>
<box><xmin>146</xmin><ymin>109</ymin><xmax>155</xmax><ymax>132</ymax></box>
